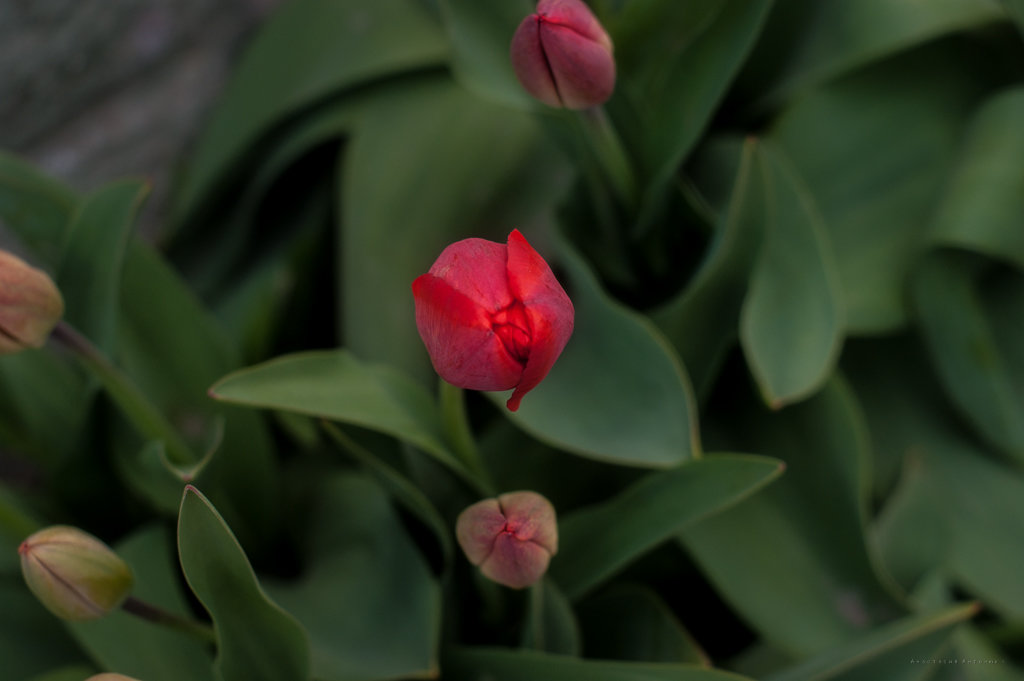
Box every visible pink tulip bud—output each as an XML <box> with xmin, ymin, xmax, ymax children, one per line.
<box><xmin>510</xmin><ymin>0</ymin><xmax>615</xmax><ymax>109</ymax></box>
<box><xmin>0</xmin><ymin>249</ymin><xmax>64</xmax><ymax>355</ymax></box>
<box><xmin>19</xmin><ymin>525</ymin><xmax>134</xmax><ymax>621</ymax></box>
<box><xmin>456</xmin><ymin>491</ymin><xmax>558</xmax><ymax>589</ymax></box>
<box><xmin>412</xmin><ymin>229</ymin><xmax>573</xmax><ymax>412</ymax></box>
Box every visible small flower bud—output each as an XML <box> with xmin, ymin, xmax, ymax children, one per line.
<box><xmin>0</xmin><ymin>249</ymin><xmax>64</xmax><ymax>355</ymax></box>
<box><xmin>86</xmin><ymin>675</ymin><xmax>142</xmax><ymax>681</ymax></box>
<box><xmin>456</xmin><ymin>491</ymin><xmax>558</xmax><ymax>589</ymax></box>
<box><xmin>510</xmin><ymin>0</ymin><xmax>615</xmax><ymax>109</ymax></box>
<box><xmin>19</xmin><ymin>525</ymin><xmax>134</xmax><ymax>621</ymax></box>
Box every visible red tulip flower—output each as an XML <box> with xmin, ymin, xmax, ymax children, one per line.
<box><xmin>412</xmin><ymin>229</ymin><xmax>573</xmax><ymax>411</ymax></box>
<box><xmin>510</xmin><ymin>0</ymin><xmax>615</xmax><ymax>109</ymax></box>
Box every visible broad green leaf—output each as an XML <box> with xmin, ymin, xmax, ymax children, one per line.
<box><xmin>0</xmin><ymin>577</ymin><xmax>83</xmax><ymax>681</ymax></box>
<box><xmin>551</xmin><ymin>454</ymin><xmax>783</xmax><ymax>599</ymax></box>
<box><xmin>763</xmin><ymin>603</ymin><xmax>978</xmax><ymax>681</ymax></box>
<box><xmin>445</xmin><ymin>647</ymin><xmax>754</xmax><ymax>681</ymax></box>
<box><xmin>178</xmin><ymin>486</ymin><xmax>311</xmax><ymax>681</ymax></box>
<box><xmin>322</xmin><ymin>421</ymin><xmax>454</xmax><ymax>570</ymax></box>
<box><xmin>0</xmin><ymin>150</ymin><xmax>78</xmax><ymax>266</ymax></box>
<box><xmin>58</xmin><ymin>180</ymin><xmax>147</xmax><ymax>353</ymax></box>
<box><xmin>497</xmin><ymin>234</ymin><xmax>701</xmax><ymax>467</ymax></box>
<box><xmin>439</xmin><ymin>0</ymin><xmax>534</xmax><ymax>107</ymax></box>
<box><xmin>911</xmin><ymin>252</ymin><xmax>1024</xmax><ymax>462</ymax></box>
<box><xmin>118</xmin><ymin>242</ymin><xmax>279</xmax><ymax>545</ymax></box>
<box><xmin>740</xmin><ymin>145</ymin><xmax>843</xmax><ymax>408</ymax></box>
<box><xmin>339</xmin><ymin>75</ymin><xmax>571</xmax><ymax>385</ymax></box>
<box><xmin>681</xmin><ymin>379</ymin><xmax>906</xmax><ymax>657</ymax></box>
<box><xmin>173</xmin><ymin>0</ymin><xmax>448</xmax><ymax>224</ymax></box>
<box><xmin>747</xmin><ymin>0</ymin><xmax>1005</xmax><ymax>109</ymax></box>
<box><xmin>209</xmin><ymin>349</ymin><xmax>478</xmax><ymax>486</ymax></box>
<box><xmin>929</xmin><ymin>87</ymin><xmax>1024</xmax><ymax>269</ymax></box>
<box><xmin>114</xmin><ymin>433</ymin><xmax>220</xmax><ymax>516</ymax></box>
<box><xmin>266</xmin><ymin>474</ymin><xmax>441</xmax><ymax>681</ymax></box>
<box><xmin>522</xmin><ymin>579</ymin><xmax>581</xmax><ymax>656</ymax></box>
<box><xmin>847</xmin><ymin>337</ymin><xmax>1024</xmax><ymax>621</ymax></box>
<box><xmin>67</xmin><ymin>526</ymin><xmax>216</xmax><ymax>681</ymax></box>
<box><xmin>611</xmin><ymin>0</ymin><xmax>771</xmax><ymax>186</ymax></box>
<box><xmin>769</xmin><ymin>42</ymin><xmax>1000</xmax><ymax>332</ymax></box>
<box><xmin>0</xmin><ymin>350</ymin><xmax>89</xmax><ymax>470</ymax></box>
<box><xmin>1009</xmin><ymin>0</ymin><xmax>1024</xmax><ymax>34</ymax></box>
<box><xmin>576</xmin><ymin>584</ymin><xmax>710</xmax><ymax>665</ymax></box>
<box><xmin>653</xmin><ymin>138</ymin><xmax>763</xmax><ymax>398</ymax></box>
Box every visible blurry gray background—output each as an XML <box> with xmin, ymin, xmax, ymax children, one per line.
<box><xmin>0</xmin><ymin>0</ymin><xmax>285</xmax><ymax>235</ymax></box>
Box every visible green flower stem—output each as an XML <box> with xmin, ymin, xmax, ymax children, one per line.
<box><xmin>578</xmin><ymin>106</ymin><xmax>637</xmax><ymax>210</ymax></box>
<box><xmin>122</xmin><ymin>595</ymin><xmax>216</xmax><ymax>645</ymax></box>
<box><xmin>50</xmin><ymin>321</ymin><xmax>195</xmax><ymax>466</ymax></box>
<box><xmin>439</xmin><ymin>380</ymin><xmax>496</xmax><ymax>496</ymax></box>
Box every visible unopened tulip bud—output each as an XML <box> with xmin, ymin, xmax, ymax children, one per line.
<box><xmin>19</xmin><ymin>525</ymin><xmax>134</xmax><ymax>621</ymax></box>
<box><xmin>456</xmin><ymin>490</ymin><xmax>557</xmax><ymax>589</ymax></box>
<box><xmin>510</xmin><ymin>0</ymin><xmax>615</xmax><ymax>109</ymax></box>
<box><xmin>87</xmin><ymin>675</ymin><xmax>142</xmax><ymax>681</ymax></box>
<box><xmin>0</xmin><ymin>249</ymin><xmax>64</xmax><ymax>354</ymax></box>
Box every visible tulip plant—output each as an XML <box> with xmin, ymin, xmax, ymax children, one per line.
<box><xmin>2</xmin><ymin>1</ymin><xmax>1024</xmax><ymax>680</ymax></box>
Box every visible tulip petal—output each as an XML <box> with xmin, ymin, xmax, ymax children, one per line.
<box><xmin>428</xmin><ymin>237</ymin><xmax>514</xmax><ymax>312</ymax></box>
<box><xmin>412</xmin><ymin>274</ymin><xmax>524</xmax><ymax>391</ymax></box>
<box><xmin>537</xmin><ymin>0</ymin><xmax>612</xmax><ymax>49</ymax></box>
<box><xmin>538</xmin><ymin>20</ymin><xmax>616</xmax><ymax>110</ymax></box>
<box><xmin>480</xmin><ymin>533</ymin><xmax>553</xmax><ymax>589</ymax></box>
<box><xmin>504</xmin><ymin>230</ymin><xmax>575</xmax><ymax>411</ymax></box>
<box><xmin>510</xmin><ymin>15</ymin><xmax>563</xmax><ymax>108</ymax></box>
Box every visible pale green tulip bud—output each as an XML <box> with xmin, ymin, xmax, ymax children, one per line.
<box><xmin>456</xmin><ymin>490</ymin><xmax>558</xmax><ymax>589</ymax></box>
<box><xmin>0</xmin><ymin>249</ymin><xmax>64</xmax><ymax>354</ymax></box>
<box><xmin>86</xmin><ymin>675</ymin><xmax>142</xmax><ymax>681</ymax></box>
<box><xmin>19</xmin><ymin>525</ymin><xmax>134</xmax><ymax>621</ymax></box>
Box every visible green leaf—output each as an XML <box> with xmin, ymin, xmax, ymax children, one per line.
<box><xmin>576</xmin><ymin>584</ymin><xmax>710</xmax><ymax>665</ymax></box>
<box><xmin>174</xmin><ymin>0</ymin><xmax>448</xmax><ymax>224</ymax></box>
<box><xmin>210</xmin><ymin>349</ymin><xmax>478</xmax><ymax>487</ymax></box>
<box><xmin>522</xmin><ymin>579</ymin><xmax>581</xmax><ymax>656</ymax></box>
<box><xmin>118</xmin><ymin>242</ymin><xmax>280</xmax><ymax>544</ymax></box>
<box><xmin>551</xmin><ymin>454</ymin><xmax>783</xmax><ymax>599</ymax></box>
<box><xmin>0</xmin><ymin>350</ymin><xmax>90</xmax><ymax>470</ymax></box>
<box><xmin>1008</xmin><ymin>0</ymin><xmax>1024</xmax><ymax>35</ymax></box>
<box><xmin>768</xmin><ymin>42</ymin><xmax>1000</xmax><ymax>332</ymax></box>
<box><xmin>67</xmin><ymin>526</ymin><xmax>217</xmax><ymax>681</ymax></box>
<box><xmin>681</xmin><ymin>379</ymin><xmax>906</xmax><ymax>657</ymax></box>
<box><xmin>322</xmin><ymin>421</ymin><xmax>454</xmax><ymax>570</ymax></box>
<box><xmin>653</xmin><ymin>137</ymin><xmax>762</xmax><ymax>398</ymax></box>
<box><xmin>0</xmin><ymin>150</ymin><xmax>78</xmax><ymax>266</ymax></box>
<box><xmin>748</xmin><ymin>0</ymin><xmax>1005</xmax><ymax>109</ymax></box>
<box><xmin>911</xmin><ymin>252</ymin><xmax>1024</xmax><ymax>462</ymax></box>
<box><xmin>439</xmin><ymin>0</ymin><xmax>534</xmax><ymax>108</ymax></box>
<box><xmin>740</xmin><ymin>144</ymin><xmax>844</xmax><ymax>408</ymax></box>
<box><xmin>339</xmin><ymin>74</ymin><xmax>571</xmax><ymax>385</ymax></box>
<box><xmin>58</xmin><ymin>180</ymin><xmax>148</xmax><ymax>353</ymax></box>
<box><xmin>612</xmin><ymin>0</ymin><xmax>772</xmax><ymax>185</ymax></box>
<box><xmin>848</xmin><ymin>336</ymin><xmax>1024</xmax><ymax>621</ymax></box>
<box><xmin>445</xmin><ymin>647</ymin><xmax>755</xmax><ymax>681</ymax></box>
<box><xmin>178</xmin><ymin>486</ymin><xmax>311</xmax><ymax>681</ymax></box>
<box><xmin>0</xmin><ymin>577</ymin><xmax>83</xmax><ymax>681</ymax></box>
<box><xmin>266</xmin><ymin>473</ymin><xmax>441</xmax><ymax>681</ymax></box>
<box><xmin>763</xmin><ymin>603</ymin><xmax>978</xmax><ymax>681</ymax></box>
<box><xmin>497</xmin><ymin>234</ymin><xmax>701</xmax><ymax>467</ymax></box>
<box><xmin>929</xmin><ymin>87</ymin><xmax>1024</xmax><ymax>270</ymax></box>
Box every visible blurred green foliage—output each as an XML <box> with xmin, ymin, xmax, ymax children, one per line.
<box><xmin>2</xmin><ymin>1</ymin><xmax>1024</xmax><ymax>679</ymax></box>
